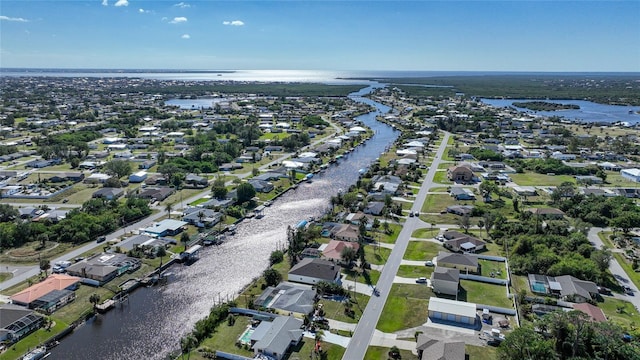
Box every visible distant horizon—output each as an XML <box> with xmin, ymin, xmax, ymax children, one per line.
<box><xmin>1</xmin><ymin>1</ymin><xmax>638</xmax><ymax>71</ymax></box>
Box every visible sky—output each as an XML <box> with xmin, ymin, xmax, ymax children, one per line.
<box><xmin>0</xmin><ymin>1</ymin><xmax>638</xmax><ymax>71</ymax></box>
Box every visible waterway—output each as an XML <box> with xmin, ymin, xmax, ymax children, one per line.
<box><xmin>48</xmin><ymin>84</ymin><xmax>399</xmax><ymax>360</ymax></box>
<box><xmin>481</xmin><ymin>98</ymin><xmax>640</xmax><ymax>125</ymax></box>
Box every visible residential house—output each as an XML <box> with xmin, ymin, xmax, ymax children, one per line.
<box><xmin>363</xmin><ymin>201</ymin><xmax>385</xmax><ymax>216</ymax></box>
<box><xmin>416</xmin><ymin>334</ymin><xmax>465</xmax><ymax>360</ymax></box>
<box><xmin>442</xmin><ymin>231</ymin><xmax>486</xmax><ymax>253</ymax></box>
<box><xmin>330</xmin><ymin>223</ymin><xmax>360</xmax><ymax>242</ymax></box>
<box><xmin>129</xmin><ymin>171</ymin><xmax>148</xmax><ymax>183</ymax></box>
<box><xmin>513</xmin><ymin>186</ymin><xmax>537</xmax><ymax>197</ymax></box>
<box><xmin>449</xmin><ymin>187</ymin><xmax>475</xmax><ymax>200</ymax></box>
<box><xmin>182</xmin><ymin>208</ymin><xmax>221</xmax><ymax>227</ymax></box>
<box><xmin>138</xmin><ymin>159</ymin><xmax>156</xmax><ymax>169</ymax></box>
<box><xmin>321</xmin><ymin>240</ymin><xmax>360</xmax><ymax>261</ymax></box>
<box><xmin>0</xmin><ymin>304</ymin><xmax>44</xmax><ymax>343</ymax></box>
<box><xmin>428</xmin><ymin>298</ymin><xmax>477</xmax><ymax>327</ymax></box>
<box><xmin>141</xmin><ymin>219</ymin><xmax>187</xmax><ymax>237</ymax></box>
<box><xmin>254</xmin><ymin>282</ymin><xmax>316</xmax><ymax>317</ymax></box>
<box><xmin>251</xmin><ymin>316</ymin><xmax>303</xmax><ymax>360</ymax></box>
<box><xmin>248</xmin><ymin>179</ymin><xmax>274</xmax><ymax>193</ymax></box>
<box><xmin>49</xmin><ymin>172</ymin><xmax>85</xmax><ymax>183</ymax></box>
<box><xmin>621</xmin><ymin>168</ymin><xmax>640</xmax><ymax>183</ymax></box>
<box><xmin>431</xmin><ymin>267</ymin><xmax>460</xmax><ymax>296</ymax></box>
<box><xmin>288</xmin><ymin>258</ymin><xmax>341</xmax><ymax>285</ymax></box>
<box><xmin>436</xmin><ymin>252</ymin><xmax>479</xmax><ymax>273</ymax></box>
<box><xmin>575</xmin><ymin>175</ymin><xmax>603</xmax><ymax>185</ymax></box>
<box><xmin>92</xmin><ymin>187</ymin><xmax>124</xmax><ymax>200</ymax></box>
<box><xmin>372</xmin><ymin>175</ymin><xmax>402</xmax><ymax>195</ymax></box>
<box><xmin>573</xmin><ymin>303</ymin><xmax>607</xmax><ymax>322</ymax></box>
<box><xmin>445</xmin><ymin>205</ymin><xmax>474</xmax><ymax>217</ymax></box>
<box><xmin>527</xmin><ymin>274</ymin><xmax>598</xmax><ymax>303</ymax></box>
<box><xmin>527</xmin><ymin>208</ymin><xmax>565</xmax><ymax>219</ymax></box>
<box><xmin>447</xmin><ymin>166</ymin><xmax>474</xmax><ymax>182</ymax></box>
<box><xmin>137</xmin><ymin>187</ymin><xmax>174</xmax><ymax>202</ymax></box>
<box><xmin>66</xmin><ymin>253</ymin><xmax>141</xmax><ymax>286</ymax></box>
<box><xmin>10</xmin><ymin>274</ymin><xmax>80</xmax><ymax>312</ymax></box>
<box><xmin>184</xmin><ymin>173</ymin><xmax>208</xmax><ymax>188</ymax></box>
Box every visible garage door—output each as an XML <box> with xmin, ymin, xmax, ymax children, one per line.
<box><xmin>447</xmin><ymin>313</ymin><xmax>456</xmax><ymax>322</ymax></box>
<box><xmin>432</xmin><ymin>311</ymin><xmax>442</xmax><ymax>319</ymax></box>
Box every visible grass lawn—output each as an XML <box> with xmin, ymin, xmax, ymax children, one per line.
<box><xmin>466</xmin><ymin>344</ymin><xmax>498</xmax><ymax>360</ymax></box>
<box><xmin>442</xmin><ymin>149</ymin><xmax>455</xmax><ymax>161</ymax></box>
<box><xmin>197</xmin><ymin>316</ymin><xmax>254</xmax><ymax>357</ymax></box>
<box><xmin>437</xmin><ymin>162</ymin><xmax>453</xmax><ymax>170</ymax></box>
<box><xmin>604</xmin><ymin>173</ymin><xmax>640</xmax><ymax>188</ymax></box>
<box><xmin>419</xmin><ymin>213</ymin><xmax>469</xmax><ymax>225</ymax></box>
<box><xmin>290</xmin><ymin>338</ymin><xmax>345</xmax><ymax>360</ymax></box>
<box><xmin>376</xmin><ymin>224</ymin><xmax>402</xmax><ymax>244</ymax></box>
<box><xmin>482</xmin><ymin>242</ymin><xmax>504</xmax><ymax>257</ymax></box>
<box><xmin>509</xmin><ymin>173</ymin><xmax>576</xmax><ymax>187</ymax></box>
<box><xmin>343</xmin><ymin>268</ymin><xmax>381</xmax><ymax>286</ymax></box>
<box><xmin>459</xmin><ymin>280</ymin><xmax>512</xmax><ymax>309</ymax></box>
<box><xmin>412</xmin><ymin>227</ymin><xmax>439</xmax><ymax>239</ymax></box>
<box><xmin>598</xmin><ymin>231</ymin><xmax>616</xmax><ymax>249</ymax></box>
<box><xmin>0</xmin><ymin>320</ymin><xmax>69</xmax><ymax>360</ymax></box>
<box><xmin>429</xmin><ymin>186</ymin><xmax>450</xmax><ymax>192</ymax></box>
<box><xmin>0</xmin><ymin>272</ymin><xmax>12</xmax><ymax>282</ymax></box>
<box><xmin>377</xmin><ymin>284</ymin><xmax>432</xmax><ymax>333</ymax></box>
<box><xmin>320</xmin><ymin>292</ymin><xmax>370</xmax><ymax>324</ymax></box>
<box><xmin>364</xmin><ymin>346</ymin><xmax>419</xmax><ymax>360</ymax></box>
<box><xmin>162</xmin><ymin>188</ymin><xmax>203</xmax><ymax>207</ymax></box>
<box><xmin>397</xmin><ymin>265</ymin><xmax>434</xmax><ymax>279</ymax></box>
<box><xmin>422</xmin><ymin>193</ymin><xmax>474</xmax><ymax>213</ymax></box>
<box><xmin>365</xmin><ymin>246</ymin><xmax>391</xmax><ymax>266</ymax></box>
<box><xmin>49</xmin><ymin>183</ymin><xmax>97</xmax><ymax>204</ymax></box>
<box><xmin>403</xmin><ymin>241</ymin><xmax>443</xmax><ymax>261</ymax></box>
<box><xmin>598</xmin><ymin>297</ymin><xmax>640</xmax><ymax>329</ymax></box>
<box><xmin>478</xmin><ymin>259</ymin><xmax>507</xmax><ymax>279</ymax></box>
<box><xmin>511</xmin><ymin>275</ymin><xmax>534</xmax><ymax>297</ymax></box>
<box><xmin>432</xmin><ymin>171</ymin><xmax>452</xmax><ymax>185</ymax></box>
<box><xmin>0</xmin><ymin>241</ymin><xmax>75</xmax><ymax>265</ymax></box>
<box><xmin>238</xmin><ymin>260</ymin><xmax>292</xmax><ymax>299</ymax></box>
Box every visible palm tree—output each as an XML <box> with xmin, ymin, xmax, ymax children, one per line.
<box><xmin>314</xmin><ymin>329</ymin><xmax>325</xmax><ymax>357</ymax></box>
<box><xmin>89</xmin><ymin>293</ymin><xmax>100</xmax><ymax>310</ymax></box>
<box><xmin>180</xmin><ymin>335</ymin><xmax>197</xmax><ymax>360</ymax></box>
<box><xmin>156</xmin><ymin>246</ymin><xmax>167</xmax><ymax>268</ymax></box>
<box><xmin>165</xmin><ymin>202</ymin><xmax>174</xmax><ymax>219</ymax></box>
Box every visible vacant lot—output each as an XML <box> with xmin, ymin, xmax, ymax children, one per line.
<box><xmin>509</xmin><ymin>173</ymin><xmax>575</xmax><ymax>186</ymax></box>
<box><xmin>397</xmin><ymin>265</ymin><xmax>434</xmax><ymax>279</ymax></box>
<box><xmin>403</xmin><ymin>241</ymin><xmax>443</xmax><ymax>261</ymax></box>
<box><xmin>422</xmin><ymin>193</ymin><xmax>473</xmax><ymax>213</ymax></box>
<box><xmin>377</xmin><ymin>284</ymin><xmax>431</xmax><ymax>332</ymax></box>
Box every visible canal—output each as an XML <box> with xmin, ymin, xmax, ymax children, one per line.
<box><xmin>49</xmin><ymin>84</ymin><xmax>400</xmax><ymax>360</ymax></box>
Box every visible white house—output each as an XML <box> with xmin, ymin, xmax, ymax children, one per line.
<box><xmin>129</xmin><ymin>171</ymin><xmax>148</xmax><ymax>183</ymax></box>
<box><xmin>428</xmin><ymin>298</ymin><xmax>477</xmax><ymax>326</ymax></box>
<box><xmin>621</xmin><ymin>168</ymin><xmax>640</xmax><ymax>183</ymax></box>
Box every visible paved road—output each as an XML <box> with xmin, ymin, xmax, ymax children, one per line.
<box><xmin>341</xmin><ymin>132</ymin><xmax>450</xmax><ymax>360</ymax></box>
<box><xmin>588</xmin><ymin>227</ymin><xmax>640</xmax><ymax>311</ymax></box>
<box><xmin>0</xmin><ymin>118</ymin><xmax>345</xmax><ymax>292</ymax></box>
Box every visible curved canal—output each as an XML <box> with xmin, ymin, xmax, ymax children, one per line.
<box><xmin>49</xmin><ymin>84</ymin><xmax>400</xmax><ymax>360</ymax></box>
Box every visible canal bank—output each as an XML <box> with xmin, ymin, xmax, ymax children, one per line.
<box><xmin>48</xmin><ymin>83</ymin><xmax>399</xmax><ymax>360</ymax></box>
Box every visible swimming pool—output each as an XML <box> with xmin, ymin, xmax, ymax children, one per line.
<box><xmin>531</xmin><ymin>281</ymin><xmax>546</xmax><ymax>293</ymax></box>
<box><xmin>238</xmin><ymin>327</ymin><xmax>254</xmax><ymax>345</ymax></box>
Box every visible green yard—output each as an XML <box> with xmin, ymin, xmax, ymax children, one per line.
<box><xmin>197</xmin><ymin>316</ymin><xmax>254</xmax><ymax>357</ymax></box>
<box><xmin>422</xmin><ymin>193</ymin><xmax>473</xmax><ymax>213</ymax></box>
<box><xmin>319</xmin><ymin>292</ymin><xmax>370</xmax><ymax>324</ymax></box>
<box><xmin>377</xmin><ymin>284</ymin><xmax>431</xmax><ymax>333</ymax></box>
<box><xmin>375</xmin><ymin>224</ymin><xmax>402</xmax><ymax>244</ymax></box>
<box><xmin>397</xmin><ymin>265</ymin><xmax>434</xmax><ymax>279</ymax></box>
<box><xmin>432</xmin><ymin>171</ymin><xmax>452</xmax><ymax>185</ymax></box>
<box><xmin>0</xmin><ymin>321</ymin><xmax>69</xmax><ymax>360</ymax></box>
<box><xmin>403</xmin><ymin>241</ymin><xmax>443</xmax><ymax>261</ymax></box>
<box><xmin>509</xmin><ymin>173</ymin><xmax>576</xmax><ymax>187</ymax></box>
<box><xmin>478</xmin><ymin>259</ymin><xmax>507</xmax><ymax>279</ymax></box>
<box><xmin>466</xmin><ymin>344</ymin><xmax>498</xmax><ymax>360</ymax></box>
<box><xmin>459</xmin><ymin>280</ymin><xmax>512</xmax><ymax>309</ymax></box>
<box><xmin>412</xmin><ymin>227</ymin><xmax>439</xmax><ymax>239</ymax></box>
<box><xmin>598</xmin><ymin>297</ymin><xmax>640</xmax><ymax>329</ymax></box>
<box><xmin>365</xmin><ymin>246</ymin><xmax>391</xmax><ymax>266</ymax></box>
<box><xmin>364</xmin><ymin>346</ymin><xmax>419</xmax><ymax>360</ymax></box>
<box><xmin>343</xmin><ymin>268</ymin><xmax>380</xmax><ymax>286</ymax></box>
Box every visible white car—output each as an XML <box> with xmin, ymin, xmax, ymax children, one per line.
<box><xmin>425</xmin><ymin>261</ymin><xmax>434</xmax><ymax>267</ymax></box>
<box><xmin>416</xmin><ymin>277</ymin><xmax>427</xmax><ymax>283</ymax></box>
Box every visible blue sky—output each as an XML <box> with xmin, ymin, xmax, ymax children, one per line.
<box><xmin>1</xmin><ymin>1</ymin><xmax>638</xmax><ymax>71</ymax></box>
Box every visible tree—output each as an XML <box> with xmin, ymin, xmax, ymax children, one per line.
<box><xmin>156</xmin><ymin>246</ymin><xmax>167</xmax><ymax>268</ymax></box>
<box><xmin>165</xmin><ymin>202</ymin><xmax>174</xmax><ymax>219</ymax></box>
<box><xmin>39</xmin><ymin>258</ymin><xmax>50</xmax><ymax>275</ymax></box>
<box><xmin>591</xmin><ymin>248</ymin><xmax>612</xmax><ymax>273</ymax></box>
<box><xmin>457</xmin><ymin>214</ymin><xmax>471</xmax><ymax>233</ymax></box>
<box><xmin>340</xmin><ymin>246</ymin><xmax>357</xmax><ymax>267</ymax></box>
<box><xmin>89</xmin><ymin>293</ymin><xmax>100</xmax><ymax>309</ymax></box>
<box><xmin>236</xmin><ymin>182</ymin><xmax>256</xmax><ymax>203</ymax></box>
<box><xmin>180</xmin><ymin>232</ymin><xmax>190</xmax><ymax>251</ymax></box>
<box><xmin>0</xmin><ymin>204</ymin><xmax>18</xmax><ymax>222</ymax></box>
<box><xmin>478</xmin><ymin>180</ymin><xmax>498</xmax><ymax>202</ymax></box>
<box><xmin>211</xmin><ymin>177</ymin><xmax>228</xmax><ymax>199</ymax></box>
<box><xmin>551</xmin><ymin>182</ymin><xmax>576</xmax><ymax>203</ymax></box>
<box><xmin>180</xmin><ymin>334</ymin><xmax>197</xmax><ymax>360</ymax></box>
<box><xmin>498</xmin><ymin>326</ymin><xmax>556</xmax><ymax>360</ymax></box>
<box><xmin>269</xmin><ymin>250</ymin><xmax>284</xmax><ymax>265</ymax></box>
<box><xmin>263</xmin><ymin>268</ymin><xmax>282</xmax><ymax>287</ymax></box>
<box><xmin>104</xmin><ymin>159</ymin><xmax>132</xmax><ymax>179</ymax></box>
<box><xmin>611</xmin><ymin>213</ymin><xmax>640</xmax><ymax>234</ymax></box>
<box><xmin>388</xmin><ymin>345</ymin><xmax>401</xmax><ymax>359</ymax></box>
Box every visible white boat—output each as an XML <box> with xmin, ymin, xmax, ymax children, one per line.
<box><xmin>22</xmin><ymin>347</ymin><xmax>49</xmax><ymax>360</ymax></box>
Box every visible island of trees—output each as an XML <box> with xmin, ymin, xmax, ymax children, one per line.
<box><xmin>512</xmin><ymin>101</ymin><xmax>580</xmax><ymax>111</ymax></box>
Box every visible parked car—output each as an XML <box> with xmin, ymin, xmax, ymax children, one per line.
<box><xmin>97</xmin><ymin>236</ymin><xmax>107</xmax><ymax>243</ymax></box>
<box><xmin>623</xmin><ymin>285</ymin><xmax>634</xmax><ymax>295</ymax></box>
<box><xmin>598</xmin><ymin>286</ymin><xmax>612</xmax><ymax>295</ymax></box>
<box><xmin>416</xmin><ymin>277</ymin><xmax>427</xmax><ymax>283</ymax></box>
<box><xmin>425</xmin><ymin>261</ymin><xmax>434</xmax><ymax>267</ymax></box>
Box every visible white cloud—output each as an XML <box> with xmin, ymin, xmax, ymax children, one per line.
<box><xmin>139</xmin><ymin>8</ymin><xmax>150</xmax><ymax>14</ymax></box>
<box><xmin>114</xmin><ymin>0</ymin><xmax>128</xmax><ymax>7</ymax></box>
<box><xmin>223</xmin><ymin>20</ymin><xmax>244</xmax><ymax>26</ymax></box>
<box><xmin>169</xmin><ymin>16</ymin><xmax>187</xmax><ymax>24</ymax></box>
<box><xmin>181</xmin><ymin>34</ymin><xmax>190</xmax><ymax>39</ymax></box>
<box><xmin>0</xmin><ymin>15</ymin><xmax>29</xmax><ymax>22</ymax></box>
<box><xmin>102</xmin><ymin>0</ymin><xmax>108</xmax><ymax>6</ymax></box>
<box><xmin>173</xmin><ymin>2</ymin><xmax>190</xmax><ymax>8</ymax></box>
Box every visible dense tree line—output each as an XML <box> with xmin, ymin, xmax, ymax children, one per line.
<box><xmin>0</xmin><ymin>197</ymin><xmax>151</xmax><ymax>249</ymax></box>
<box><xmin>557</xmin><ymin>194</ymin><xmax>640</xmax><ymax>230</ymax></box>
